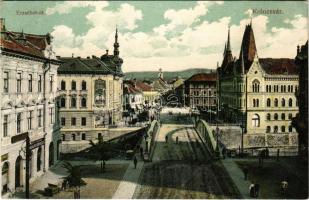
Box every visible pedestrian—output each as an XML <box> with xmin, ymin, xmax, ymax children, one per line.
<box><xmin>133</xmin><ymin>156</ymin><xmax>137</xmax><ymax>169</ymax></box>
<box><xmin>140</xmin><ymin>146</ymin><xmax>143</xmax><ymax>157</ymax></box>
<box><xmin>61</xmin><ymin>180</ymin><xmax>66</xmax><ymax>191</ymax></box>
<box><xmin>281</xmin><ymin>180</ymin><xmax>288</xmax><ymax>195</ymax></box>
<box><xmin>249</xmin><ymin>183</ymin><xmax>255</xmax><ymax>197</ymax></box>
<box><xmin>176</xmin><ymin>136</ymin><xmax>179</xmax><ymax>144</ymax></box>
<box><xmin>165</xmin><ymin>135</ymin><xmax>168</xmax><ymax>143</ymax></box>
<box><xmin>243</xmin><ymin>168</ymin><xmax>249</xmax><ymax>180</ymax></box>
<box><xmin>254</xmin><ymin>183</ymin><xmax>260</xmax><ymax>197</ymax></box>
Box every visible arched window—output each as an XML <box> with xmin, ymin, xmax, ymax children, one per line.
<box><xmin>82</xmin><ymin>133</ymin><xmax>86</xmax><ymax>140</ymax></box>
<box><xmin>60</xmin><ymin>97</ymin><xmax>66</xmax><ymax>108</ymax></box>
<box><xmin>61</xmin><ymin>80</ymin><xmax>66</xmax><ymax>90</ymax></box>
<box><xmin>82</xmin><ymin>81</ymin><xmax>87</xmax><ymax>90</ymax></box>
<box><xmin>288</xmin><ymin>125</ymin><xmax>293</xmax><ymax>132</ymax></box>
<box><xmin>288</xmin><ymin>113</ymin><xmax>293</xmax><ymax>120</ymax></box>
<box><xmin>281</xmin><ymin>126</ymin><xmax>285</xmax><ymax>133</ymax></box>
<box><xmin>2</xmin><ymin>162</ymin><xmax>9</xmax><ymax>194</ymax></box>
<box><xmin>274</xmin><ymin>98</ymin><xmax>278</xmax><ymax>107</ymax></box>
<box><xmin>252</xmin><ymin>80</ymin><xmax>260</xmax><ymax>92</ymax></box>
<box><xmin>252</xmin><ymin>114</ymin><xmax>260</xmax><ymax>127</ymax></box>
<box><xmin>71</xmin><ymin>80</ymin><xmax>76</xmax><ymax>90</ymax></box>
<box><xmin>274</xmin><ymin>113</ymin><xmax>278</xmax><ymax>120</ymax></box>
<box><xmin>274</xmin><ymin>126</ymin><xmax>278</xmax><ymax>133</ymax></box>
<box><xmin>71</xmin><ymin>97</ymin><xmax>76</xmax><ymax>108</ymax></box>
<box><xmin>267</xmin><ymin>113</ymin><xmax>271</xmax><ymax>121</ymax></box>
<box><xmin>281</xmin><ymin>113</ymin><xmax>285</xmax><ymax>120</ymax></box>
<box><xmin>281</xmin><ymin>98</ymin><xmax>285</xmax><ymax>107</ymax></box>
<box><xmin>72</xmin><ymin>134</ymin><xmax>76</xmax><ymax>141</ymax></box>
<box><xmin>81</xmin><ymin>97</ymin><xmax>87</xmax><ymax>108</ymax></box>
<box><xmin>37</xmin><ymin>147</ymin><xmax>42</xmax><ymax>172</ymax></box>
<box><xmin>267</xmin><ymin>98</ymin><xmax>271</xmax><ymax>107</ymax></box>
<box><xmin>289</xmin><ymin>98</ymin><xmax>293</xmax><ymax>107</ymax></box>
<box><xmin>266</xmin><ymin>126</ymin><xmax>271</xmax><ymax>133</ymax></box>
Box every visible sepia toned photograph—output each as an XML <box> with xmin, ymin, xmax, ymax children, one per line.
<box><xmin>0</xmin><ymin>0</ymin><xmax>308</xmax><ymax>199</ymax></box>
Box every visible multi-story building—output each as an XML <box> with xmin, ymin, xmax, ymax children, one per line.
<box><xmin>130</xmin><ymin>80</ymin><xmax>160</xmax><ymax>107</ymax></box>
<box><xmin>57</xmin><ymin>29</ymin><xmax>123</xmax><ymax>144</ymax></box>
<box><xmin>184</xmin><ymin>73</ymin><xmax>217</xmax><ymax>111</ymax></box>
<box><xmin>218</xmin><ymin>24</ymin><xmax>299</xmax><ymax>151</ymax></box>
<box><xmin>293</xmin><ymin>41</ymin><xmax>308</xmax><ymax>156</ymax></box>
<box><xmin>0</xmin><ymin>19</ymin><xmax>61</xmax><ymax>196</ymax></box>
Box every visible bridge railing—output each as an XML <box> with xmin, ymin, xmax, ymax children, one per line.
<box><xmin>144</xmin><ymin>120</ymin><xmax>160</xmax><ymax>161</ymax></box>
<box><xmin>195</xmin><ymin>119</ymin><xmax>218</xmax><ymax>159</ymax></box>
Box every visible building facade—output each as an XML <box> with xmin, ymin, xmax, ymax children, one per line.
<box><xmin>218</xmin><ymin>24</ymin><xmax>299</xmax><ymax>151</ymax></box>
<box><xmin>292</xmin><ymin>41</ymin><xmax>308</xmax><ymax>156</ymax></box>
<box><xmin>1</xmin><ymin>19</ymin><xmax>61</xmax><ymax>196</ymax></box>
<box><xmin>184</xmin><ymin>73</ymin><xmax>217</xmax><ymax>111</ymax></box>
<box><xmin>57</xmin><ymin>29</ymin><xmax>123</xmax><ymax>145</ymax></box>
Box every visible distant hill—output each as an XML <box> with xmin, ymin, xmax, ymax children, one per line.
<box><xmin>124</xmin><ymin>68</ymin><xmax>215</xmax><ymax>81</ymax></box>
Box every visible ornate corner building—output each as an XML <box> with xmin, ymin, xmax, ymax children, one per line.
<box><xmin>0</xmin><ymin>19</ymin><xmax>61</xmax><ymax>196</ymax></box>
<box><xmin>218</xmin><ymin>24</ymin><xmax>299</xmax><ymax>153</ymax></box>
<box><xmin>57</xmin><ymin>29</ymin><xmax>124</xmax><ymax>153</ymax></box>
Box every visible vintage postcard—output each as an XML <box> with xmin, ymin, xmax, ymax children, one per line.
<box><xmin>0</xmin><ymin>0</ymin><xmax>308</xmax><ymax>199</ymax></box>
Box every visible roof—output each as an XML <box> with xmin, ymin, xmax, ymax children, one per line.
<box><xmin>259</xmin><ymin>58</ymin><xmax>298</xmax><ymax>75</ymax></box>
<box><xmin>153</xmin><ymin>77</ymin><xmax>169</xmax><ymax>91</ymax></box>
<box><xmin>239</xmin><ymin>24</ymin><xmax>257</xmax><ymax>71</ymax></box>
<box><xmin>136</xmin><ymin>81</ymin><xmax>153</xmax><ymax>92</ymax></box>
<box><xmin>185</xmin><ymin>73</ymin><xmax>217</xmax><ymax>82</ymax></box>
<box><xmin>124</xmin><ymin>84</ymin><xmax>142</xmax><ymax>95</ymax></box>
<box><xmin>1</xmin><ymin>31</ymin><xmax>50</xmax><ymax>58</ymax></box>
<box><xmin>57</xmin><ymin>56</ymin><xmax>123</xmax><ymax>76</ymax></box>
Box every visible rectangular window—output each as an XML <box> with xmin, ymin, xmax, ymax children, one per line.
<box><xmin>3</xmin><ymin>72</ymin><xmax>9</xmax><ymax>93</ymax></box>
<box><xmin>50</xmin><ymin>75</ymin><xmax>53</xmax><ymax>92</ymax></box>
<box><xmin>71</xmin><ymin>117</ymin><xmax>76</xmax><ymax>126</ymax></box>
<box><xmin>28</xmin><ymin>74</ymin><xmax>32</xmax><ymax>92</ymax></box>
<box><xmin>50</xmin><ymin>108</ymin><xmax>54</xmax><ymax>124</ymax></box>
<box><xmin>81</xmin><ymin>117</ymin><xmax>86</xmax><ymax>126</ymax></box>
<box><xmin>3</xmin><ymin>115</ymin><xmax>8</xmax><ymax>137</ymax></box>
<box><xmin>61</xmin><ymin>117</ymin><xmax>65</xmax><ymax>126</ymax></box>
<box><xmin>17</xmin><ymin>113</ymin><xmax>22</xmax><ymax>133</ymax></box>
<box><xmin>27</xmin><ymin>111</ymin><xmax>33</xmax><ymax>130</ymax></box>
<box><xmin>17</xmin><ymin>73</ymin><xmax>22</xmax><ymax>93</ymax></box>
<box><xmin>38</xmin><ymin>75</ymin><xmax>42</xmax><ymax>92</ymax></box>
<box><xmin>38</xmin><ymin>109</ymin><xmax>42</xmax><ymax>127</ymax></box>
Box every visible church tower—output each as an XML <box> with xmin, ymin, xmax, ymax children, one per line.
<box><xmin>113</xmin><ymin>27</ymin><xmax>119</xmax><ymax>57</ymax></box>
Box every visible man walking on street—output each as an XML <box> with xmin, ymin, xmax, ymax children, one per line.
<box><xmin>133</xmin><ymin>156</ymin><xmax>137</xmax><ymax>169</ymax></box>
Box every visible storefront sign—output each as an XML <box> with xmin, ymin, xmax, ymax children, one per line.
<box><xmin>11</xmin><ymin>132</ymin><xmax>28</xmax><ymax>144</ymax></box>
<box><xmin>29</xmin><ymin>138</ymin><xmax>45</xmax><ymax>150</ymax></box>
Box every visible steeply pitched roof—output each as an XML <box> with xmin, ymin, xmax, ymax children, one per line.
<box><xmin>1</xmin><ymin>31</ymin><xmax>50</xmax><ymax>58</ymax></box>
<box><xmin>57</xmin><ymin>56</ymin><xmax>123</xmax><ymax>76</ymax></box>
<box><xmin>259</xmin><ymin>58</ymin><xmax>298</xmax><ymax>75</ymax></box>
<box><xmin>185</xmin><ymin>73</ymin><xmax>217</xmax><ymax>82</ymax></box>
<box><xmin>239</xmin><ymin>24</ymin><xmax>257</xmax><ymax>71</ymax></box>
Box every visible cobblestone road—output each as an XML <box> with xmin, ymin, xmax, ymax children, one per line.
<box><xmin>133</xmin><ymin>116</ymin><xmax>240</xmax><ymax>199</ymax></box>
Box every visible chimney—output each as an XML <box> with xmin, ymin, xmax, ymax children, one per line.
<box><xmin>0</xmin><ymin>18</ymin><xmax>6</xmax><ymax>31</ymax></box>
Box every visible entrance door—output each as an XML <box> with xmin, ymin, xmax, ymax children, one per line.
<box><xmin>15</xmin><ymin>156</ymin><xmax>22</xmax><ymax>188</ymax></box>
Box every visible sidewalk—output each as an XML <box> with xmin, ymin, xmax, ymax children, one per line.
<box><xmin>112</xmin><ymin>155</ymin><xmax>144</xmax><ymax>199</ymax></box>
<box><xmin>221</xmin><ymin>158</ymin><xmax>252</xmax><ymax>199</ymax></box>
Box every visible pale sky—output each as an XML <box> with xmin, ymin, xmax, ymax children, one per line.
<box><xmin>1</xmin><ymin>1</ymin><xmax>308</xmax><ymax>72</ymax></box>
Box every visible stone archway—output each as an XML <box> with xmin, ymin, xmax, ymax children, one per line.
<box><xmin>15</xmin><ymin>156</ymin><xmax>23</xmax><ymax>188</ymax></box>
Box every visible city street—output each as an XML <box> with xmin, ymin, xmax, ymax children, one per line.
<box><xmin>133</xmin><ymin>114</ymin><xmax>240</xmax><ymax>199</ymax></box>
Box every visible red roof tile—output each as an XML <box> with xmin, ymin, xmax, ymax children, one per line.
<box><xmin>259</xmin><ymin>58</ymin><xmax>298</xmax><ymax>75</ymax></box>
<box><xmin>186</xmin><ymin>73</ymin><xmax>217</xmax><ymax>82</ymax></box>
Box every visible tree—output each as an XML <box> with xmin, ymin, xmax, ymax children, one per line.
<box><xmin>62</xmin><ymin>161</ymin><xmax>86</xmax><ymax>198</ymax></box>
<box><xmin>89</xmin><ymin>135</ymin><xmax>119</xmax><ymax>173</ymax></box>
